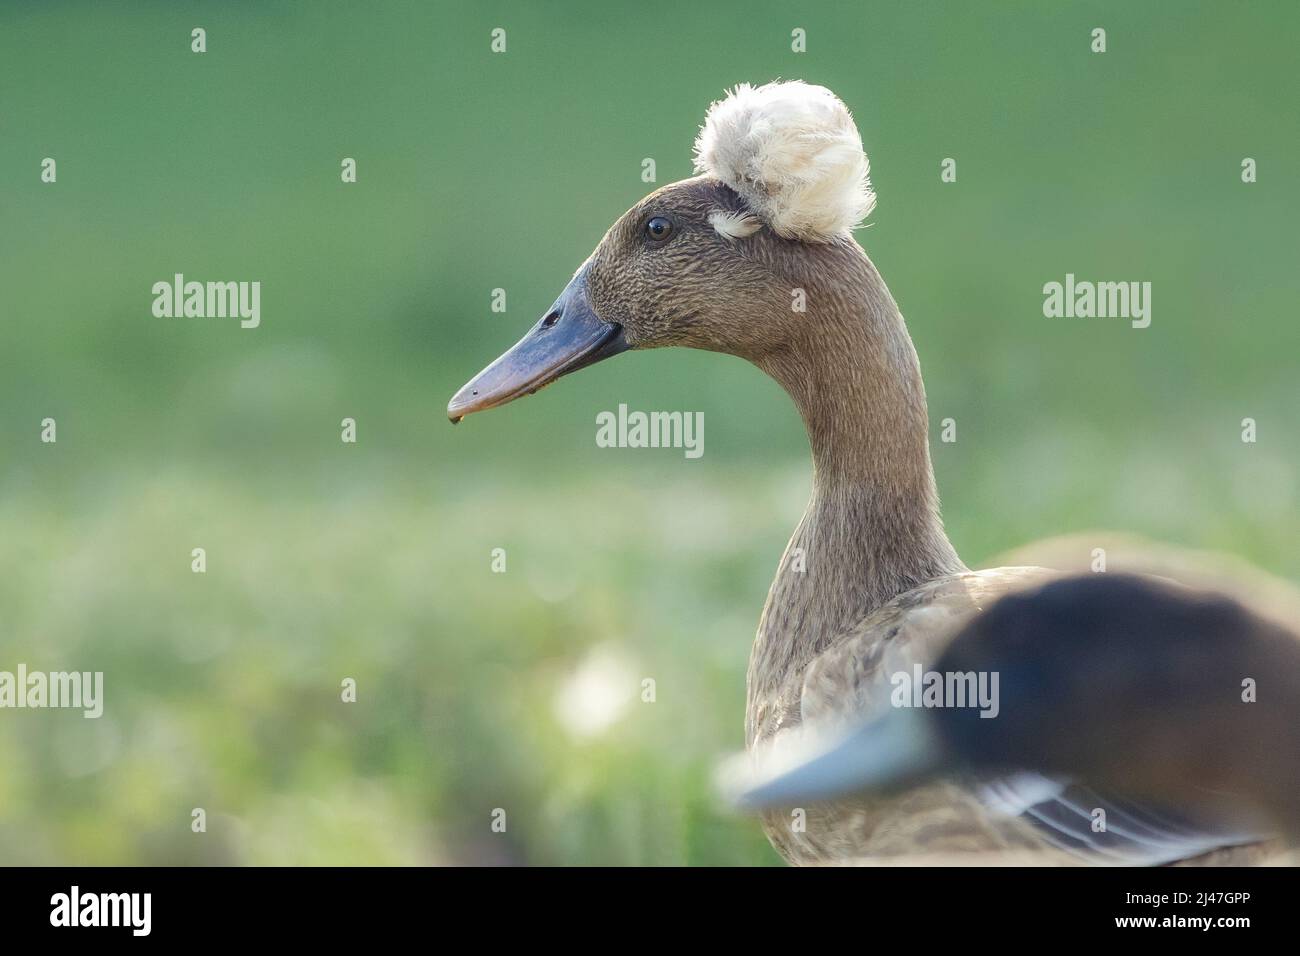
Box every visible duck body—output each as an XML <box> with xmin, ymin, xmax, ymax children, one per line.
<box><xmin>749</xmin><ymin>565</ymin><xmax>1285</xmax><ymax>866</ymax></box>
<box><xmin>742</xmin><ymin>570</ymin><xmax>1299</xmax><ymax>865</ymax></box>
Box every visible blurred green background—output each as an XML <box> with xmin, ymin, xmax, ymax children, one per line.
<box><xmin>1</xmin><ymin>0</ymin><xmax>1296</xmax><ymax>865</ymax></box>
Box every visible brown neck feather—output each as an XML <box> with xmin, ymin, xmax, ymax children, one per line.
<box><xmin>746</xmin><ymin>242</ymin><xmax>964</xmax><ymax>739</ymax></box>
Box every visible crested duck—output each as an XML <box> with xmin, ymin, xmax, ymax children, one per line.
<box><xmin>447</xmin><ymin>81</ymin><xmax>1296</xmax><ymax>865</ymax></box>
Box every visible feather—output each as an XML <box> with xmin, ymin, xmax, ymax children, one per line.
<box><xmin>693</xmin><ymin>81</ymin><xmax>874</xmax><ymax>242</ymax></box>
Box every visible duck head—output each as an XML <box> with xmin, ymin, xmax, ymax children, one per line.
<box><xmin>448</xmin><ymin>80</ymin><xmax>877</xmax><ymax>422</ymax></box>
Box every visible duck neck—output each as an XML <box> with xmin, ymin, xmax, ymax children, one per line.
<box><xmin>747</xmin><ymin>246</ymin><xmax>964</xmax><ymax>738</ymax></box>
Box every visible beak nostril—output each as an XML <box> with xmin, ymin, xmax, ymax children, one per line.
<box><xmin>541</xmin><ymin>311</ymin><xmax>560</xmax><ymax>329</ymax></box>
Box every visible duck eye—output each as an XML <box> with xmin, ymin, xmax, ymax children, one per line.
<box><xmin>645</xmin><ymin>216</ymin><xmax>673</xmax><ymax>241</ymax></box>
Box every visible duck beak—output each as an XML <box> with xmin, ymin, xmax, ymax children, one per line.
<box><xmin>447</xmin><ymin>268</ymin><xmax>629</xmax><ymax>423</ymax></box>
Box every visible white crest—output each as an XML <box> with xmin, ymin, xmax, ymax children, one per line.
<box><xmin>692</xmin><ymin>80</ymin><xmax>875</xmax><ymax>243</ymax></box>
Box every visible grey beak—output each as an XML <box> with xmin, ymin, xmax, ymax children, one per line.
<box><xmin>447</xmin><ymin>268</ymin><xmax>629</xmax><ymax>423</ymax></box>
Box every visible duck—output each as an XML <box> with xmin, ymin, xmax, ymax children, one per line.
<box><xmin>447</xmin><ymin>80</ymin><xmax>1296</xmax><ymax>865</ymax></box>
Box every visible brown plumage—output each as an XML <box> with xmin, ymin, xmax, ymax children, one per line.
<box><xmin>735</xmin><ymin>572</ymin><xmax>1300</xmax><ymax>865</ymax></box>
<box><xmin>448</xmin><ymin>86</ymin><xmax>1298</xmax><ymax>865</ymax></box>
